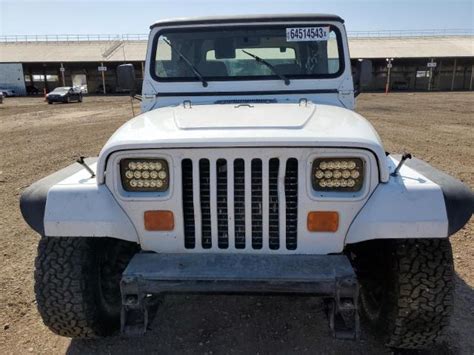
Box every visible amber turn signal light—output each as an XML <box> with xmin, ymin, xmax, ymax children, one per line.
<box><xmin>307</xmin><ymin>211</ymin><xmax>339</xmax><ymax>232</ymax></box>
<box><xmin>144</xmin><ymin>210</ymin><xmax>174</xmax><ymax>231</ymax></box>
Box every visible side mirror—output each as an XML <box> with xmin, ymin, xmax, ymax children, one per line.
<box><xmin>117</xmin><ymin>64</ymin><xmax>136</xmax><ymax>95</ymax></box>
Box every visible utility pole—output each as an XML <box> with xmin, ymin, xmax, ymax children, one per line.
<box><xmin>385</xmin><ymin>58</ymin><xmax>394</xmax><ymax>94</ymax></box>
<box><xmin>427</xmin><ymin>58</ymin><xmax>436</xmax><ymax>91</ymax></box>
<box><xmin>60</xmin><ymin>63</ymin><xmax>66</xmax><ymax>86</ymax></box>
<box><xmin>451</xmin><ymin>59</ymin><xmax>457</xmax><ymax>91</ymax></box>
<box><xmin>101</xmin><ymin>62</ymin><xmax>106</xmax><ymax>95</ymax></box>
<box><xmin>469</xmin><ymin>64</ymin><xmax>474</xmax><ymax>91</ymax></box>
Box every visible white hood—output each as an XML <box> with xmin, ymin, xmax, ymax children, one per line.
<box><xmin>97</xmin><ymin>102</ymin><xmax>388</xmax><ymax>182</ymax></box>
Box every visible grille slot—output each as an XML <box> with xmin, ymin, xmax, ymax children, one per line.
<box><xmin>268</xmin><ymin>158</ymin><xmax>280</xmax><ymax>250</ymax></box>
<box><xmin>234</xmin><ymin>159</ymin><xmax>246</xmax><ymax>249</ymax></box>
<box><xmin>216</xmin><ymin>159</ymin><xmax>229</xmax><ymax>248</ymax></box>
<box><xmin>199</xmin><ymin>159</ymin><xmax>212</xmax><ymax>249</ymax></box>
<box><xmin>182</xmin><ymin>159</ymin><xmax>195</xmax><ymax>249</ymax></box>
<box><xmin>181</xmin><ymin>156</ymin><xmax>298</xmax><ymax>251</ymax></box>
<box><xmin>285</xmin><ymin>158</ymin><xmax>298</xmax><ymax>250</ymax></box>
<box><xmin>251</xmin><ymin>159</ymin><xmax>263</xmax><ymax>249</ymax></box>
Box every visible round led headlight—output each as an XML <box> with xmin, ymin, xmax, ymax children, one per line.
<box><xmin>120</xmin><ymin>158</ymin><xmax>169</xmax><ymax>192</ymax></box>
<box><xmin>312</xmin><ymin>158</ymin><xmax>364</xmax><ymax>192</ymax></box>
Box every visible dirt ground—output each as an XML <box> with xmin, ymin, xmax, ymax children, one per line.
<box><xmin>0</xmin><ymin>93</ymin><xmax>472</xmax><ymax>354</ymax></box>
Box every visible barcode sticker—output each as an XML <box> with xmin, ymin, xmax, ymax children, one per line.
<box><xmin>286</xmin><ymin>27</ymin><xmax>330</xmax><ymax>42</ymax></box>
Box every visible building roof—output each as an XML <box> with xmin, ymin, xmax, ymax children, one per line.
<box><xmin>0</xmin><ymin>36</ymin><xmax>472</xmax><ymax>63</ymax></box>
<box><xmin>150</xmin><ymin>14</ymin><xmax>344</xmax><ymax>28</ymax></box>
<box><xmin>349</xmin><ymin>36</ymin><xmax>474</xmax><ymax>59</ymax></box>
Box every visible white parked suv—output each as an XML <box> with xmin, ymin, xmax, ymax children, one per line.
<box><xmin>20</xmin><ymin>14</ymin><xmax>473</xmax><ymax>349</ymax></box>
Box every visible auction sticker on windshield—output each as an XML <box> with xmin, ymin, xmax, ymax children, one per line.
<box><xmin>286</xmin><ymin>27</ymin><xmax>330</xmax><ymax>42</ymax></box>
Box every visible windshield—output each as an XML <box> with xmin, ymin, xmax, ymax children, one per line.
<box><xmin>51</xmin><ymin>87</ymin><xmax>70</xmax><ymax>93</ymax></box>
<box><xmin>152</xmin><ymin>25</ymin><xmax>344</xmax><ymax>82</ymax></box>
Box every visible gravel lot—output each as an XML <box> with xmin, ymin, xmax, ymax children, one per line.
<box><xmin>0</xmin><ymin>93</ymin><xmax>472</xmax><ymax>354</ymax></box>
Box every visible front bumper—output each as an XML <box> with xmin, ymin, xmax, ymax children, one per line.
<box><xmin>120</xmin><ymin>252</ymin><xmax>359</xmax><ymax>338</ymax></box>
<box><xmin>47</xmin><ymin>95</ymin><xmax>67</xmax><ymax>102</ymax></box>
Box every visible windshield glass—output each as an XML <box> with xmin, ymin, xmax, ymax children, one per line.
<box><xmin>51</xmin><ymin>87</ymin><xmax>70</xmax><ymax>93</ymax></box>
<box><xmin>152</xmin><ymin>25</ymin><xmax>343</xmax><ymax>81</ymax></box>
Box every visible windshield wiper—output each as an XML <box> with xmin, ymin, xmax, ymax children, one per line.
<box><xmin>241</xmin><ymin>50</ymin><xmax>290</xmax><ymax>86</ymax></box>
<box><xmin>162</xmin><ymin>38</ymin><xmax>208</xmax><ymax>87</ymax></box>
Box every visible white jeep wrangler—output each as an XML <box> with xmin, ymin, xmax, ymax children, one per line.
<box><xmin>21</xmin><ymin>14</ymin><xmax>473</xmax><ymax>349</ymax></box>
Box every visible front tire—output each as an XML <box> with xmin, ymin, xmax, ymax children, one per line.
<box><xmin>34</xmin><ymin>237</ymin><xmax>139</xmax><ymax>338</ymax></box>
<box><xmin>350</xmin><ymin>239</ymin><xmax>454</xmax><ymax>349</ymax></box>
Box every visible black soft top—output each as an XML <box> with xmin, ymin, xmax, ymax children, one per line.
<box><xmin>150</xmin><ymin>14</ymin><xmax>344</xmax><ymax>29</ymax></box>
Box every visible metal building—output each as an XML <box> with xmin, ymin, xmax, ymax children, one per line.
<box><xmin>0</xmin><ymin>30</ymin><xmax>473</xmax><ymax>95</ymax></box>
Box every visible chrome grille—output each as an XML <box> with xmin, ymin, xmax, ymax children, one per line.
<box><xmin>182</xmin><ymin>157</ymin><xmax>298</xmax><ymax>251</ymax></box>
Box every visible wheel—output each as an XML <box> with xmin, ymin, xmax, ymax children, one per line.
<box><xmin>47</xmin><ymin>101</ymin><xmax>52</xmax><ymax>104</ymax></box>
<box><xmin>350</xmin><ymin>239</ymin><xmax>454</xmax><ymax>349</ymax></box>
<box><xmin>66</xmin><ymin>96</ymin><xmax>70</xmax><ymax>103</ymax></box>
<box><xmin>35</xmin><ymin>237</ymin><xmax>139</xmax><ymax>338</ymax></box>
<box><xmin>78</xmin><ymin>95</ymin><xmax>83</xmax><ymax>102</ymax></box>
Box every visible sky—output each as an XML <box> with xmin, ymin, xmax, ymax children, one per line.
<box><xmin>0</xmin><ymin>0</ymin><xmax>473</xmax><ymax>36</ymax></box>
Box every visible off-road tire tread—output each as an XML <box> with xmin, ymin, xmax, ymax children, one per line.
<box><xmin>361</xmin><ymin>239</ymin><xmax>455</xmax><ymax>349</ymax></box>
<box><xmin>35</xmin><ymin>237</ymin><xmax>115</xmax><ymax>338</ymax></box>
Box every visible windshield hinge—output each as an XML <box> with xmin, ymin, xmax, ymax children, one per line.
<box><xmin>338</xmin><ymin>90</ymin><xmax>353</xmax><ymax>96</ymax></box>
<box><xmin>183</xmin><ymin>100</ymin><xmax>192</xmax><ymax>109</ymax></box>
<box><xmin>338</xmin><ymin>89</ymin><xmax>353</xmax><ymax>102</ymax></box>
<box><xmin>299</xmin><ymin>98</ymin><xmax>308</xmax><ymax>107</ymax></box>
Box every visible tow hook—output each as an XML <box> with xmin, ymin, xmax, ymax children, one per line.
<box><xmin>391</xmin><ymin>153</ymin><xmax>412</xmax><ymax>176</ymax></box>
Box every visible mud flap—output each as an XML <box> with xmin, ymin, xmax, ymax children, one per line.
<box><xmin>120</xmin><ymin>253</ymin><xmax>359</xmax><ymax>339</ymax></box>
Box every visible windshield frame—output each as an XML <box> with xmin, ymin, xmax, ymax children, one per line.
<box><xmin>149</xmin><ymin>23</ymin><xmax>346</xmax><ymax>84</ymax></box>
